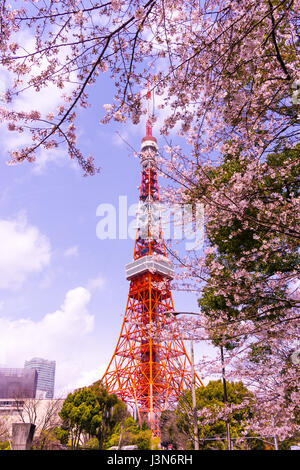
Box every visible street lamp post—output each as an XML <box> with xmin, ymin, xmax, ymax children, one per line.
<box><xmin>164</xmin><ymin>310</ymin><xmax>232</xmax><ymax>451</ymax></box>
<box><xmin>220</xmin><ymin>344</ymin><xmax>232</xmax><ymax>450</ymax></box>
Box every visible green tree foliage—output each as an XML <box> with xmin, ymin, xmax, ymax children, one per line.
<box><xmin>198</xmin><ymin>144</ymin><xmax>299</xmax><ymax>327</ymax></box>
<box><xmin>53</xmin><ymin>426</ymin><xmax>69</xmax><ymax>447</ymax></box>
<box><xmin>58</xmin><ymin>387</ymin><xmax>103</xmax><ymax>449</ymax></box>
<box><xmin>83</xmin><ymin>437</ymin><xmax>100</xmax><ymax>450</ymax></box>
<box><xmin>89</xmin><ymin>380</ymin><xmax>129</xmax><ymax>448</ymax></box>
<box><xmin>33</xmin><ymin>428</ymin><xmax>65</xmax><ymax>450</ymax></box>
<box><xmin>0</xmin><ymin>441</ymin><xmax>10</xmax><ymax>450</ymax></box>
<box><xmin>159</xmin><ymin>410</ymin><xmax>187</xmax><ymax>449</ymax></box>
<box><xmin>176</xmin><ymin>380</ymin><xmax>263</xmax><ymax>450</ymax></box>
<box><xmin>106</xmin><ymin>416</ymin><xmax>153</xmax><ymax>450</ymax></box>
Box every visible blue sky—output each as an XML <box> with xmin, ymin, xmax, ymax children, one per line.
<box><xmin>0</xmin><ymin>65</ymin><xmax>215</xmax><ymax>396</ymax></box>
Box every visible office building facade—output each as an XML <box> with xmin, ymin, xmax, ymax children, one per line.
<box><xmin>0</xmin><ymin>368</ymin><xmax>38</xmax><ymax>398</ymax></box>
<box><xmin>24</xmin><ymin>358</ymin><xmax>55</xmax><ymax>398</ymax></box>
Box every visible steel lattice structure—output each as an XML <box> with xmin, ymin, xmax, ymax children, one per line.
<box><xmin>102</xmin><ymin>104</ymin><xmax>203</xmax><ymax>436</ymax></box>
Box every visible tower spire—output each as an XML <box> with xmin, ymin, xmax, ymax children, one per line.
<box><xmin>146</xmin><ymin>82</ymin><xmax>152</xmax><ymax>137</ymax></box>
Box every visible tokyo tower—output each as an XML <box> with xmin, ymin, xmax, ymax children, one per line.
<box><xmin>101</xmin><ymin>91</ymin><xmax>203</xmax><ymax>436</ymax></box>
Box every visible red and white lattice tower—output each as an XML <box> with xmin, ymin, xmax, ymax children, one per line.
<box><xmin>101</xmin><ymin>89</ymin><xmax>203</xmax><ymax>436</ymax></box>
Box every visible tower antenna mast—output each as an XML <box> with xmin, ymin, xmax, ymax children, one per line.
<box><xmin>146</xmin><ymin>82</ymin><xmax>153</xmax><ymax>137</ymax></box>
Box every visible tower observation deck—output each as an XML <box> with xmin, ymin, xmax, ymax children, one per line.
<box><xmin>101</xmin><ymin>105</ymin><xmax>203</xmax><ymax>437</ymax></box>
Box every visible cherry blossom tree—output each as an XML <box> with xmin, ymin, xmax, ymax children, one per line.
<box><xmin>1</xmin><ymin>0</ymin><xmax>299</xmax><ymax>442</ymax></box>
<box><xmin>0</xmin><ymin>1</ymin><xmax>298</xmax><ymax>173</ymax></box>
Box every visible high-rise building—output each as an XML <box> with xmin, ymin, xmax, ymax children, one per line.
<box><xmin>0</xmin><ymin>368</ymin><xmax>38</xmax><ymax>398</ymax></box>
<box><xmin>24</xmin><ymin>358</ymin><xmax>55</xmax><ymax>399</ymax></box>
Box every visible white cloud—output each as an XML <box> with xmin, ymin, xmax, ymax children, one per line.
<box><xmin>31</xmin><ymin>147</ymin><xmax>72</xmax><ymax>175</ymax></box>
<box><xmin>87</xmin><ymin>274</ymin><xmax>106</xmax><ymax>291</ymax></box>
<box><xmin>0</xmin><ymin>215</ymin><xmax>51</xmax><ymax>290</ymax></box>
<box><xmin>64</xmin><ymin>245</ymin><xmax>79</xmax><ymax>258</ymax></box>
<box><xmin>0</xmin><ymin>286</ymin><xmax>104</xmax><ymax>395</ymax></box>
